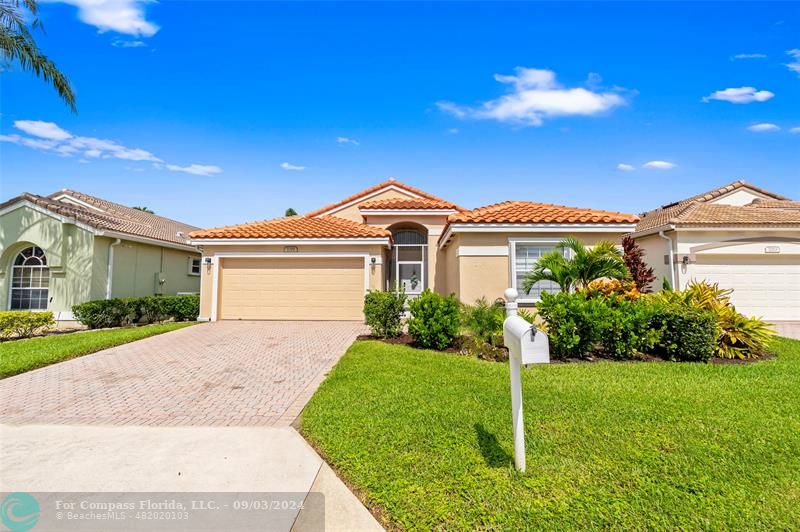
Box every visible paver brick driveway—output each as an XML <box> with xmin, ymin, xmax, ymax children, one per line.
<box><xmin>0</xmin><ymin>321</ymin><xmax>366</xmax><ymax>426</ymax></box>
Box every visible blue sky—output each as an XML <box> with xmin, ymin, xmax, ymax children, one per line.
<box><xmin>1</xmin><ymin>1</ymin><xmax>799</xmax><ymax>228</ymax></box>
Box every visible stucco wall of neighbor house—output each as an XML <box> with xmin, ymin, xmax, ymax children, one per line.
<box><xmin>634</xmin><ymin>233</ymin><xmax>673</xmax><ymax>290</ymax></box>
<box><xmin>443</xmin><ymin>231</ymin><xmax>630</xmax><ymax>303</ymax></box>
<box><xmin>196</xmin><ymin>243</ymin><xmax>386</xmax><ymax>320</ymax></box>
<box><xmin>0</xmin><ymin>205</ymin><xmax>95</xmax><ymax>320</ymax></box>
<box><xmin>101</xmin><ymin>237</ymin><xmax>200</xmax><ymax>299</ymax></box>
<box><xmin>710</xmin><ymin>188</ymin><xmax>770</xmax><ymax>206</ymax></box>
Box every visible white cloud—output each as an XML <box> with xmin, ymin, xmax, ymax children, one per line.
<box><xmin>616</xmin><ymin>163</ymin><xmax>635</xmax><ymax>171</ymax></box>
<box><xmin>14</xmin><ymin>120</ymin><xmax>72</xmax><ymax>140</ymax></box>
<box><xmin>112</xmin><ymin>38</ymin><xmax>146</xmax><ymax>48</ymax></box>
<box><xmin>702</xmin><ymin>86</ymin><xmax>774</xmax><ymax>104</ymax></box>
<box><xmin>336</xmin><ymin>136</ymin><xmax>359</xmax><ymax>145</ymax></box>
<box><xmin>0</xmin><ymin>119</ymin><xmax>221</xmax><ymax>175</ymax></box>
<box><xmin>791</xmin><ymin>127</ymin><xmax>800</xmax><ymax>134</ymax></box>
<box><xmin>787</xmin><ymin>49</ymin><xmax>800</xmax><ymax>77</ymax></box>
<box><xmin>643</xmin><ymin>160</ymin><xmax>676</xmax><ymax>170</ymax></box>
<box><xmin>280</xmin><ymin>162</ymin><xmax>305</xmax><ymax>171</ymax></box>
<box><xmin>46</xmin><ymin>0</ymin><xmax>158</xmax><ymax>36</ymax></box>
<box><xmin>437</xmin><ymin>67</ymin><xmax>628</xmax><ymax>127</ymax></box>
<box><xmin>747</xmin><ymin>123</ymin><xmax>780</xmax><ymax>132</ymax></box>
<box><xmin>732</xmin><ymin>53</ymin><xmax>767</xmax><ymax>60</ymax></box>
<box><xmin>166</xmin><ymin>164</ymin><xmax>222</xmax><ymax>176</ymax></box>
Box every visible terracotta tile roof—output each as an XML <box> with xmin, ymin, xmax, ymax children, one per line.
<box><xmin>359</xmin><ymin>197</ymin><xmax>464</xmax><ymax>211</ymax></box>
<box><xmin>747</xmin><ymin>199</ymin><xmax>800</xmax><ymax>210</ymax></box>
<box><xmin>1</xmin><ymin>190</ymin><xmax>198</xmax><ymax>247</ymax></box>
<box><xmin>635</xmin><ymin>182</ymin><xmax>798</xmax><ymax>234</ymax></box>
<box><xmin>306</xmin><ymin>178</ymin><xmax>447</xmax><ymax>217</ymax></box>
<box><xmin>447</xmin><ymin>201</ymin><xmax>640</xmax><ymax>224</ymax></box>
<box><xmin>189</xmin><ymin>215</ymin><xmax>391</xmax><ymax>239</ymax></box>
<box><xmin>660</xmin><ymin>179</ymin><xmax>789</xmax><ymax>209</ymax></box>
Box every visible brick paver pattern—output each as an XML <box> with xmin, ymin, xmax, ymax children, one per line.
<box><xmin>0</xmin><ymin>321</ymin><xmax>366</xmax><ymax>426</ymax></box>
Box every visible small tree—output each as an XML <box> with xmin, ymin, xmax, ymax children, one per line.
<box><xmin>522</xmin><ymin>236</ymin><xmax>628</xmax><ymax>294</ymax></box>
<box><xmin>622</xmin><ymin>236</ymin><xmax>656</xmax><ymax>292</ymax></box>
<box><xmin>285</xmin><ymin>208</ymin><xmax>298</xmax><ymax>216</ymax></box>
<box><xmin>132</xmin><ymin>206</ymin><xmax>154</xmax><ymax>214</ymax></box>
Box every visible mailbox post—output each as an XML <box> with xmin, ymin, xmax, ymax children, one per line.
<box><xmin>503</xmin><ymin>288</ymin><xmax>550</xmax><ymax>473</ymax></box>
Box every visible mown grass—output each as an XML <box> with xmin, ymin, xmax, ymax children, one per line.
<box><xmin>302</xmin><ymin>337</ymin><xmax>800</xmax><ymax>530</ymax></box>
<box><xmin>0</xmin><ymin>322</ymin><xmax>198</xmax><ymax>378</ymax></box>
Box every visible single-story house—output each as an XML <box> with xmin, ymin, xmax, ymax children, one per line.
<box><xmin>0</xmin><ymin>189</ymin><xmax>202</xmax><ymax>322</ymax></box>
<box><xmin>190</xmin><ymin>178</ymin><xmax>639</xmax><ymax>321</ymax></box>
<box><xmin>631</xmin><ymin>180</ymin><xmax>799</xmax><ymax>321</ymax></box>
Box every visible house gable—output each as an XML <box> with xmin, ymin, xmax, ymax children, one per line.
<box><xmin>704</xmin><ymin>187</ymin><xmax>775</xmax><ymax>206</ymax></box>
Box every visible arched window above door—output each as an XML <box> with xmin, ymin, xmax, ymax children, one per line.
<box><xmin>10</xmin><ymin>246</ymin><xmax>50</xmax><ymax>310</ymax></box>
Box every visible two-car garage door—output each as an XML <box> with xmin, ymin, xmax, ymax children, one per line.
<box><xmin>691</xmin><ymin>256</ymin><xmax>800</xmax><ymax>321</ymax></box>
<box><xmin>218</xmin><ymin>257</ymin><xmax>365</xmax><ymax>320</ymax></box>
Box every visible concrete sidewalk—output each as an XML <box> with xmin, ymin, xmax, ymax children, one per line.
<box><xmin>0</xmin><ymin>424</ymin><xmax>382</xmax><ymax>531</ymax></box>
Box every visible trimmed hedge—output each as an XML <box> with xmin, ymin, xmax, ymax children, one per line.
<box><xmin>407</xmin><ymin>290</ymin><xmax>461</xmax><ymax>350</ymax></box>
<box><xmin>0</xmin><ymin>311</ymin><xmax>55</xmax><ymax>339</ymax></box>
<box><xmin>364</xmin><ymin>290</ymin><xmax>407</xmax><ymax>338</ymax></box>
<box><xmin>536</xmin><ymin>291</ymin><xmax>719</xmax><ymax>361</ymax></box>
<box><xmin>73</xmin><ymin>295</ymin><xmax>199</xmax><ymax>329</ymax></box>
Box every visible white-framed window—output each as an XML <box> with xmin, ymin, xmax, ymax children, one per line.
<box><xmin>10</xmin><ymin>246</ymin><xmax>50</xmax><ymax>310</ymax></box>
<box><xmin>389</xmin><ymin>229</ymin><xmax>427</xmax><ymax>295</ymax></box>
<box><xmin>509</xmin><ymin>240</ymin><xmax>569</xmax><ymax>302</ymax></box>
<box><xmin>188</xmin><ymin>257</ymin><xmax>201</xmax><ymax>276</ymax></box>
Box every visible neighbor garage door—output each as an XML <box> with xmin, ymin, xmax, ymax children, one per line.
<box><xmin>690</xmin><ymin>255</ymin><xmax>800</xmax><ymax>321</ymax></box>
<box><xmin>218</xmin><ymin>257</ymin><xmax>365</xmax><ymax>320</ymax></box>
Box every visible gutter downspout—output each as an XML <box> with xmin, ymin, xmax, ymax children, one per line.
<box><xmin>657</xmin><ymin>228</ymin><xmax>676</xmax><ymax>289</ymax></box>
<box><xmin>106</xmin><ymin>238</ymin><xmax>121</xmax><ymax>299</ymax></box>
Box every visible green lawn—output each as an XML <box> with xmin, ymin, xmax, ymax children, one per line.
<box><xmin>302</xmin><ymin>338</ymin><xmax>800</xmax><ymax>530</ymax></box>
<box><xmin>0</xmin><ymin>322</ymin><xmax>198</xmax><ymax>378</ymax></box>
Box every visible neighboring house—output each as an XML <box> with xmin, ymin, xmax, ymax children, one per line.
<box><xmin>632</xmin><ymin>180</ymin><xmax>799</xmax><ymax>321</ymax></box>
<box><xmin>190</xmin><ymin>178</ymin><xmax>638</xmax><ymax>321</ymax></box>
<box><xmin>0</xmin><ymin>189</ymin><xmax>202</xmax><ymax>322</ymax></box>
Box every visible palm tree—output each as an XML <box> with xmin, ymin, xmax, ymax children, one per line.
<box><xmin>132</xmin><ymin>206</ymin><xmax>154</xmax><ymax>214</ymax></box>
<box><xmin>285</xmin><ymin>208</ymin><xmax>298</xmax><ymax>216</ymax></box>
<box><xmin>522</xmin><ymin>236</ymin><xmax>628</xmax><ymax>294</ymax></box>
<box><xmin>1</xmin><ymin>0</ymin><xmax>76</xmax><ymax>111</ymax></box>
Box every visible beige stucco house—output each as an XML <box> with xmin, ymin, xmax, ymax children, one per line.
<box><xmin>0</xmin><ymin>189</ymin><xmax>201</xmax><ymax>322</ymax></box>
<box><xmin>631</xmin><ymin>181</ymin><xmax>799</xmax><ymax>321</ymax></box>
<box><xmin>190</xmin><ymin>178</ymin><xmax>639</xmax><ymax>321</ymax></box>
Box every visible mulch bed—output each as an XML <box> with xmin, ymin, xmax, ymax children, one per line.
<box><xmin>355</xmin><ymin>334</ymin><xmax>771</xmax><ymax>364</ymax></box>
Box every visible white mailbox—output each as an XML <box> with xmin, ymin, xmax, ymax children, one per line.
<box><xmin>503</xmin><ymin>316</ymin><xmax>550</xmax><ymax>365</ymax></box>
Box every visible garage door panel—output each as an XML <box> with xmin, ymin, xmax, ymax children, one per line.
<box><xmin>690</xmin><ymin>256</ymin><xmax>799</xmax><ymax>321</ymax></box>
<box><xmin>219</xmin><ymin>257</ymin><xmax>365</xmax><ymax>321</ymax></box>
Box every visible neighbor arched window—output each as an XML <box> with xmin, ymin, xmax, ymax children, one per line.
<box><xmin>10</xmin><ymin>246</ymin><xmax>50</xmax><ymax>310</ymax></box>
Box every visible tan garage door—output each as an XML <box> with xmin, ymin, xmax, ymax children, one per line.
<box><xmin>219</xmin><ymin>257</ymin><xmax>365</xmax><ymax>320</ymax></box>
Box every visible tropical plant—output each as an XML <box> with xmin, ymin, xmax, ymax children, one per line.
<box><xmin>132</xmin><ymin>206</ymin><xmax>154</xmax><ymax>213</ymax></box>
<box><xmin>652</xmin><ymin>281</ymin><xmax>775</xmax><ymax>358</ymax></box>
<box><xmin>1</xmin><ymin>0</ymin><xmax>76</xmax><ymax>111</ymax></box>
<box><xmin>285</xmin><ymin>208</ymin><xmax>298</xmax><ymax>216</ymax></box>
<box><xmin>583</xmin><ymin>278</ymin><xmax>641</xmax><ymax>301</ymax></box>
<box><xmin>522</xmin><ymin>237</ymin><xmax>628</xmax><ymax>294</ymax></box>
<box><xmin>622</xmin><ymin>236</ymin><xmax>656</xmax><ymax>292</ymax></box>
<box><xmin>462</xmin><ymin>297</ymin><xmax>504</xmax><ymax>346</ymax></box>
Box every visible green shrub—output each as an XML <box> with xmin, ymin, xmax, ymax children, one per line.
<box><xmin>0</xmin><ymin>311</ymin><xmax>55</xmax><ymax>339</ymax></box>
<box><xmin>73</xmin><ymin>299</ymin><xmax>137</xmax><ymax>329</ymax></box>
<box><xmin>462</xmin><ymin>297</ymin><xmax>505</xmax><ymax>346</ymax></box>
<box><xmin>653</xmin><ymin>281</ymin><xmax>775</xmax><ymax>358</ymax></box>
<box><xmin>517</xmin><ymin>308</ymin><xmax>537</xmax><ymax>324</ymax></box>
<box><xmin>363</xmin><ymin>291</ymin><xmax>407</xmax><ymax>338</ymax></box>
<box><xmin>598</xmin><ymin>298</ymin><xmax>663</xmax><ymax>359</ymax></box>
<box><xmin>650</xmin><ymin>305</ymin><xmax>718</xmax><ymax>362</ymax></box>
<box><xmin>535</xmin><ymin>292</ymin><xmax>609</xmax><ymax>358</ymax></box>
<box><xmin>167</xmin><ymin>295</ymin><xmax>201</xmax><ymax>322</ymax></box>
<box><xmin>73</xmin><ymin>295</ymin><xmax>199</xmax><ymax>328</ymax></box>
<box><xmin>407</xmin><ymin>290</ymin><xmax>461</xmax><ymax>350</ymax></box>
